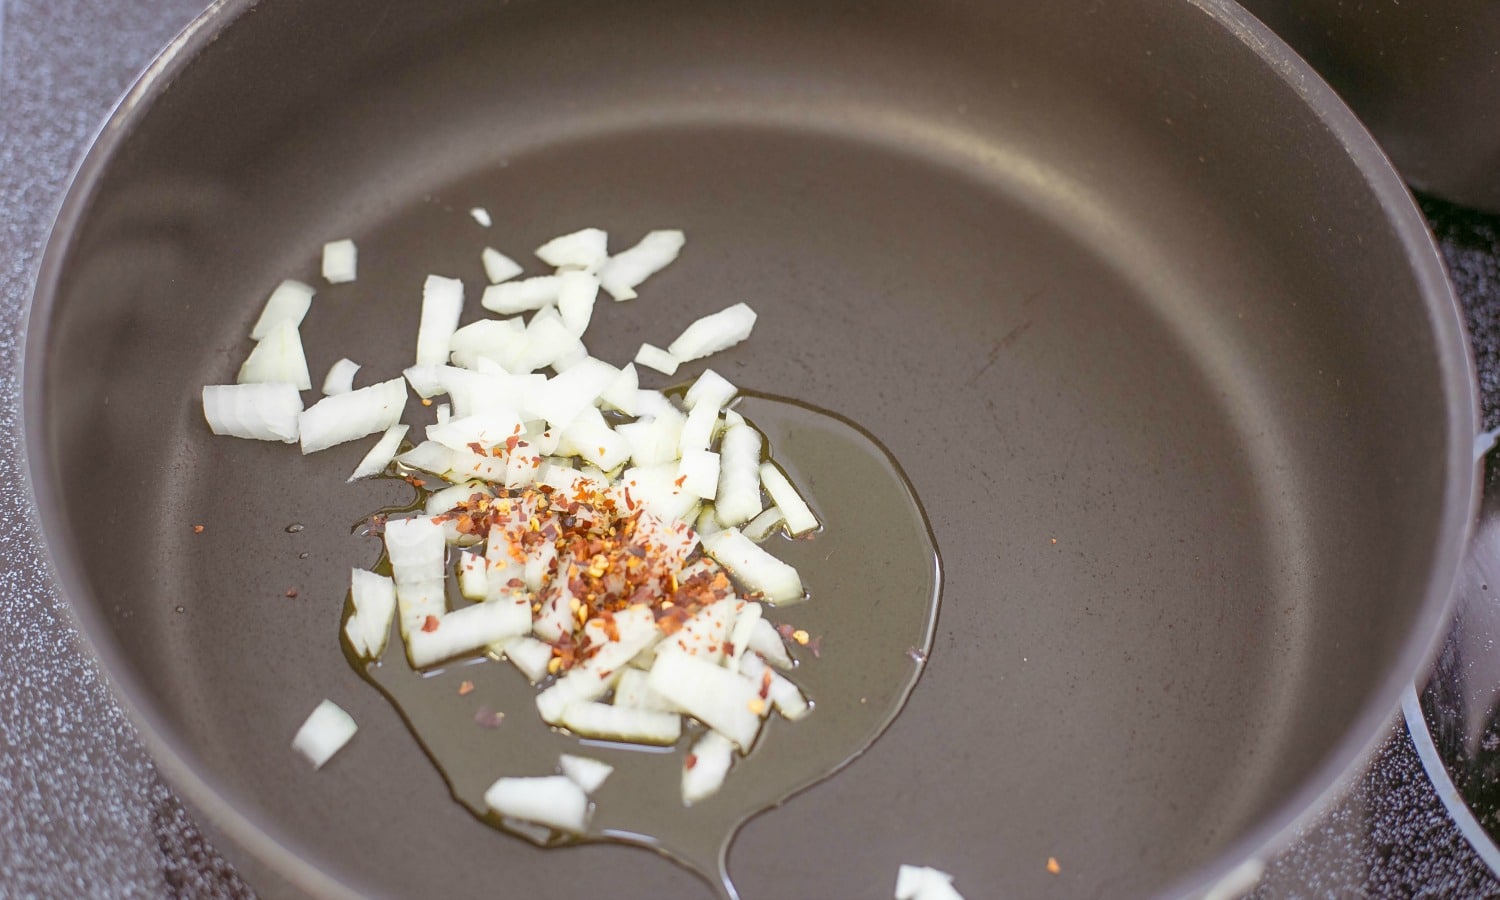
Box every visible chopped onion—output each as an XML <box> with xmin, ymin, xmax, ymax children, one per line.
<box><xmin>739</xmin><ymin>652</ymin><xmax>810</xmax><ymax>720</ymax></box>
<box><xmin>470</xmin><ymin>207</ymin><xmax>493</xmax><ymax>227</ymax></box>
<box><xmin>427</xmin><ymin>411</ymin><xmax>525</xmax><ymax>452</ymax></box>
<box><xmin>678</xmin><ymin>395</ymin><xmax>720</xmax><ymax>456</ymax></box>
<box><xmin>536</xmin><ymin>605</ymin><xmax>659</xmax><ymax>721</ymax></box>
<box><xmin>416</xmin><ymin>275</ymin><xmax>465</xmax><ymax>367</ymax></box>
<box><xmin>249</xmin><ymin>279</ymin><xmax>314</xmax><ymax>340</ymax></box>
<box><xmin>396</xmin><ymin>440</ymin><xmax>456</xmax><ymax>477</ymax></box>
<box><xmin>441</xmin><ymin>366</ymin><xmax>544</xmax><ymax>418</ymax></box>
<box><xmin>484</xmin><ymin>776</ymin><xmax>589</xmax><ymax>834</ymax></box>
<box><xmin>894</xmin><ymin>865</ymin><xmax>965</xmax><ymax>900</ymax></box>
<box><xmin>746</xmin><ymin>617</ymin><xmax>795</xmax><ymax>670</ymax></box>
<box><xmin>616</xmin><ymin>410</ymin><xmax>686</xmax><ymax>467</ymax></box>
<box><xmin>667</xmin><ymin>302</ymin><xmax>757</xmax><ymax>363</ymax></box>
<box><xmin>514</xmin><ymin>310</ymin><xmax>587</xmax><ymax>374</ymax></box>
<box><xmin>684</xmin><ymin>369</ymin><xmax>737</xmax><ymax>411</ymax></box>
<box><xmin>634</xmin><ymin>343</ymin><xmax>680</xmax><ymax>376</ymax></box>
<box><xmin>384</xmin><ymin>516</ymin><xmax>446</xmax><ymax>584</ymax></box>
<box><xmin>425</xmin><ymin>480</ymin><xmax>492</xmax><ymax>516</ymax></box>
<box><xmin>760</xmin><ymin>462</ymin><xmax>819</xmax><ymax>536</ymax></box>
<box><xmin>559</xmin><ymin>700</ymin><xmax>682</xmax><ymax>746</ymax></box>
<box><xmin>646</xmin><ymin>652</ymin><xmax>762</xmax><ymax>751</ymax></box>
<box><xmin>481</xmin><ymin>247</ymin><xmax>523</xmax><ymax>284</ymax></box>
<box><xmin>557</xmin><ymin>270</ymin><xmax>600</xmax><ymax>337</ymax></box>
<box><xmin>714</xmin><ymin>422</ymin><xmax>763</xmax><ymax>527</ymax></box>
<box><xmin>726</xmin><ymin>601</ymin><xmax>762</xmax><ymax>668</ymax></box>
<box><xmin>299</xmin><ymin>377</ymin><xmax>407</xmax><ymax>454</ymax></box>
<box><xmin>612</xmin><ymin>668</ymin><xmax>678</xmax><ymax>712</ymax></box>
<box><xmin>557</xmin><ymin>407</ymin><xmax>632</xmax><ymax>472</ymax></box>
<box><xmin>682</xmin><ymin>730</ymin><xmax>735</xmax><ymax>805</ymax></box>
<box><xmin>656</xmin><ymin>598</ymin><xmax>735</xmax><ymax>666</ymax></box>
<box><xmin>535</xmin><ymin>227</ymin><xmax>608</xmax><ymax>273</ymax></box>
<box><xmin>741</xmin><ymin>506</ymin><xmax>786</xmax><ymax>543</ymax></box>
<box><xmin>677</xmin><ymin>449</ymin><xmax>721</xmax><ymax>501</ymax></box>
<box><xmin>347</xmin><ymin>424</ymin><xmax>411</xmax><ymax>482</ymax></box>
<box><xmin>202</xmin><ymin>383</ymin><xmax>302</xmax><ymax>443</ymax></box>
<box><xmin>405</xmin><ymin>595</ymin><xmax>531</xmax><ymax>668</ymax></box>
<box><xmin>616</xmin><ymin>462</ymin><xmax>698</xmax><ymax>522</ymax></box>
<box><xmin>321</xmin><ymin>357</ymin><xmax>360</xmax><ymax>396</ymax></box>
<box><xmin>350</xmin><ymin>569</ymin><xmax>397</xmax><ymax>659</ymax></box>
<box><xmin>237</xmin><ymin>319</ymin><xmax>312</xmax><ymax>391</ymax></box>
<box><xmin>526</xmin><ymin>357</ymin><xmax>619</xmax><ymax>431</ymax></box>
<box><xmin>598</xmin><ymin>363</ymin><xmax>640</xmax><ymax>416</ymax></box>
<box><xmin>598</xmin><ymin>229</ymin><xmax>685</xmax><ymax>301</ymax></box>
<box><xmin>482</xmin><ymin>275</ymin><xmax>562</xmax><ymax>315</ymax></box>
<box><xmin>449</xmin><ymin>318</ymin><xmax>527</xmax><ymax>370</ymax></box>
<box><xmin>321</xmin><ymin>239</ymin><xmax>357</xmax><ymax>284</ymax></box>
<box><xmin>703</xmin><ymin>528</ymin><xmax>805</xmax><ymax>605</ymax></box>
<box><xmin>292</xmin><ymin>699</ymin><xmax>357</xmax><ymax>769</ymax></box>
<box><xmin>447</xmin><ymin>448</ymin><xmax>508</xmax><ymax>483</ymax></box>
<box><xmin>458</xmin><ymin>550</ymin><xmax>488</xmax><ymax>600</ymax></box>
<box><xmin>498</xmin><ymin>635</ymin><xmax>553</xmax><ymax>683</ymax></box>
<box><xmin>558</xmin><ymin>754</ymin><xmax>614</xmax><ymax>794</ymax></box>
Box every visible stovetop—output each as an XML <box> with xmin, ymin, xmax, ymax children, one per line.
<box><xmin>3</xmin><ymin>2</ymin><xmax>1499</xmax><ymax>897</ymax></box>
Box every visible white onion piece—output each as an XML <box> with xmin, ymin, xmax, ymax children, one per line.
<box><xmin>535</xmin><ymin>227</ymin><xmax>608</xmax><ymax>273</ymax></box>
<box><xmin>481</xmin><ymin>247</ymin><xmax>523</xmax><ymax>284</ymax></box>
<box><xmin>396</xmin><ymin>440</ymin><xmax>456</xmax><ymax>476</ymax></box>
<box><xmin>504</xmin><ymin>441</ymin><xmax>544</xmax><ymax>489</ymax></box>
<box><xmin>292</xmin><ymin>699</ymin><xmax>357</xmax><ymax>769</ymax></box>
<box><xmin>726</xmin><ymin>601</ymin><xmax>762</xmax><ymax>668</ymax></box>
<box><xmin>416</xmin><ymin>275</ymin><xmax>465</xmax><ymax>367</ymax></box>
<box><xmin>559</xmin><ymin>701</ymin><xmax>682</xmax><ymax>746</ymax></box>
<box><xmin>540</xmin><ymin>462</ymin><xmax>588</xmax><ymax>494</ymax></box>
<box><xmin>440</xmin><ymin>366</ymin><xmax>544</xmax><ymax>418</ymax></box>
<box><xmin>723</xmin><ymin>409</ymin><xmax>746</xmax><ymax>428</ymax></box>
<box><xmin>425</xmin><ymin>480</ymin><xmax>492</xmax><ymax>516</ymax></box>
<box><xmin>434</xmin><ymin>403</ymin><xmax>452</xmax><ymax>425</ymax></box>
<box><xmin>616</xmin><ymin>411</ymin><xmax>686</xmax><ymax>467</ymax></box>
<box><xmin>348</xmin><ymin>423</ymin><xmax>410</xmax><ymax>482</ymax></box>
<box><xmin>237</xmin><ymin>320</ymin><xmax>312</xmax><ymax>390</ymax></box>
<box><xmin>598</xmin><ymin>230</ymin><xmax>685</xmax><ymax>301</ymax></box>
<box><xmin>403</xmin><ymin>363</ymin><xmax>448</xmax><ymax>399</ymax></box>
<box><xmin>405</xmin><ymin>596</ymin><xmax>531</xmax><ymax>668</ymax></box>
<box><xmin>714</xmin><ymin>422</ymin><xmax>763</xmax><ymax>527</ymax></box>
<box><xmin>557</xmin><ymin>271</ymin><xmax>600</xmax><ymax>337</ymax></box>
<box><xmin>499</xmin><ymin>635</ymin><xmax>553</xmax><ymax>683</ymax></box>
<box><xmin>526</xmin><ymin>357</ymin><xmax>619</xmax><ymax>430</ymax></box>
<box><xmin>646</xmin><ymin>652</ymin><xmax>763</xmax><ymax>751</ymax></box>
<box><xmin>321</xmin><ymin>357</ymin><xmax>360</xmax><ymax>396</ymax></box>
<box><xmin>532</xmin><ymin>576</ymin><xmax>575</xmax><ymax>647</ymax></box>
<box><xmin>894</xmin><ymin>865</ymin><xmax>966</xmax><ymax>900</ymax></box>
<box><xmin>760</xmin><ymin>462</ymin><xmax>818</xmax><ymax>536</ymax></box>
<box><xmin>249</xmin><ymin>279</ymin><xmax>315</xmax><ymax>340</ymax></box>
<box><xmin>515</xmin><ymin>312</ymin><xmax>586</xmax><ymax>374</ymax></box>
<box><xmin>384</xmin><ymin>516</ymin><xmax>446</xmax><ymax>584</ymax></box>
<box><xmin>343</xmin><ymin>616</ymin><xmax>368</xmax><ymax>657</ymax></box>
<box><xmin>703</xmin><ymin>528</ymin><xmax>805</xmax><ymax>605</ymax></box>
<box><xmin>524</xmin><ymin>539</ymin><xmax>558</xmax><ymax>593</ymax></box>
<box><xmin>682</xmin><ymin>730</ymin><xmax>735</xmax><ymax>805</ymax></box>
<box><xmin>696</xmin><ymin>504</ymin><xmax>724</xmax><ymax>538</ymax></box>
<box><xmin>321</xmin><ymin>239</ymin><xmax>357</xmax><ymax>284</ymax></box>
<box><xmin>678</xmin><ymin>398</ymin><xmax>719</xmax><ymax>456</ymax></box>
<box><xmin>484</xmin><ymin>776</ymin><xmax>589</xmax><ymax>834</ymax></box>
<box><xmin>667</xmin><ymin>302</ymin><xmax>757</xmax><ymax>363</ymax></box>
<box><xmin>616</xmin><ymin>462</ymin><xmax>697</xmax><ymax>522</ymax></box>
<box><xmin>536</xmin><ymin>606</ymin><xmax>659</xmax><ymax>721</ymax></box>
<box><xmin>202</xmin><ymin>383</ymin><xmax>302</xmax><ymax>443</ymax></box>
<box><xmin>634</xmin><ymin>389</ymin><xmax>677</xmax><ymax>419</ymax></box>
<box><xmin>299</xmin><ymin>377</ymin><xmax>407</xmax><ymax>454</ymax></box>
<box><xmin>739</xmin><ymin>652</ymin><xmax>810</xmax><ymax>720</ymax></box>
<box><xmin>612</xmin><ymin>668</ymin><xmax>678</xmax><ymax>712</ymax></box>
<box><xmin>598</xmin><ymin>363</ymin><xmax>640</xmax><ymax>416</ymax></box>
<box><xmin>524</xmin><ymin>422</ymin><xmax>561</xmax><ymax>456</ymax></box>
<box><xmin>458</xmin><ymin>550</ymin><xmax>488</xmax><ymax>600</ymax></box>
<box><xmin>557</xmin><ymin>407</ymin><xmax>632</xmax><ymax>471</ymax></box>
<box><xmin>448</xmin><ymin>448</ymin><xmax>508</xmax><ymax>483</ymax></box>
<box><xmin>350</xmin><ymin>569</ymin><xmax>397</xmax><ymax>658</ymax></box>
<box><xmin>634</xmin><ymin>342</ymin><xmax>680</xmax><ymax>376</ymax></box>
<box><xmin>684</xmin><ymin>369</ymin><xmax>737</xmax><ymax>411</ymax></box>
<box><xmin>656</xmin><ymin>598</ymin><xmax>735</xmax><ymax>666</ymax></box>
<box><xmin>427</xmin><ymin>411</ymin><xmax>524</xmax><ymax>452</ymax></box>
<box><xmin>678</xmin><ymin>450</ymin><xmax>721</xmax><ymax>501</ymax></box>
<box><xmin>741</xmin><ymin>506</ymin><xmax>786</xmax><ymax>543</ymax></box>
<box><xmin>559</xmin><ymin>755</ymin><xmax>614</xmax><ymax>794</ymax></box>
<box><xmin>450</xmin><ymin>318</ymin><xmax>527</xmax><ymax>370</ymax></box>
<box><xmin>481</xmin><ymin>276</ymin><xmax>561</xmax><ymax>315</ymax></box>
<box><xmin>470</xmin><ymin>207</ymin><xmax>492</xmax><ymax>227</ymax></box>
<box><xmin>746</xmin><ymin>617</ymin><xmax>795</xmax><ymax>670</ymax></box>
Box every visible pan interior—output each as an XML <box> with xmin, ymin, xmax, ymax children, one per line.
<box><xmin>34</xmin><ymin>0</ymin><xmax>1462</xmax><ymax>897</ymax></box>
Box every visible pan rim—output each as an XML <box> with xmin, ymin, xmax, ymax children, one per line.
<box><xmin>19</xmin><ymin>0</ymin><xmax>1480</xmax><ymax>897</ymax></box>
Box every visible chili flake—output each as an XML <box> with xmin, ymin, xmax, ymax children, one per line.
<box><xmin>421</xmin><ymin>615</ymin><xmax>441</xmax><ymax>633</ymax></box>
<box><xmin>458</xmin><ymin>680</ymin><xmax>475</xmax><ymax>696</ymax></box>
<box><xmin>191</xmin><ymin>524</ymin><xmax>205</xmax><ymax>534</ymax></box>
<box><xmin>1047</xmin><ymin>857</ymin><xmax>1061</xmax><ymax>875</ymax></box>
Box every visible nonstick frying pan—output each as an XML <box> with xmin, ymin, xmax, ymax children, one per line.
<box><xmin>23</xmin><ymin>0</ymin><xmax>1479</xmax><ymax>897</ymax></box>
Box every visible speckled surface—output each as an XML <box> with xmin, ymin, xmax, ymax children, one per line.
<box><xmin>3</xmin><ymin>2</ymin><xmax>1500</xmax><ymax>898</ymax></box>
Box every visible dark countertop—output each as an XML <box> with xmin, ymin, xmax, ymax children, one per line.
<box><xmin>3</xmin><ymin>1</ymin><xmax>1498</xmax><ymax>896</ymax></box>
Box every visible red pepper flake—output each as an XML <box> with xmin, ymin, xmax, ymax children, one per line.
<box><xmin>673</xmin><ymin>474</ymin><xmax>687</xmax><ymax>488</ymax></box>
<box><xmin>191</xmin><ymin>524</ymin><xmax>205</xmax><ymax>534</ymax></box>
<box><xmin>284</xmin><ymin>588</ymin><xmax>299</xmax><ymax>599</ymax></box>
<box><xmin>1047</xmin><ymin>857</ymin><xmax>1061</xmax><ymax>875</ymax></box>
<box><xmin>421</xmin><ymin>397</ymin><xmax>433</xmax><ymax>407</ymax></box>
<box><xmin>597</xmin><ymin>446</ymin><xmax>607</xmax><ymax>457</ymax></box>
<box><xmin>505</xmin><ymin>434</ymin><xmax>521</xmax><ymax>453</ymax></box>
<box><xmin>422</xmin><ymin>615</ymin><xmax>441</xmax><ymax>633</ymax></box>
<box><xmin>473</xmin><ymin>706</ymin><xmax>505</xmax><ymax>729</ymax></box>
<box><xmin>759</xmin><ymin>669</ymin><xmax>773</xmax><ymax>700</ymax></box>
<box><xmin>467</xmin><ymin>441</ymin><xmax>486</xmax><ymax>455</ymax></box>
<box><xmin>458</xmin><ymin>680</ymin><xmax>475</xmax><ymax>696</ymax></box>
<box><xmin>685</xmin><ymin>754</ymin><xmax>698</xmax><ymax>770</ymax></box>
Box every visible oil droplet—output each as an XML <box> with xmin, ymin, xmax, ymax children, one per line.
<box><xmin>174</xmin><ymin>606</ymin><xmax>185</xmax><ymax>614</ymax></box>
<box><xmin>285</xmin><ymin>523</ymin><xmax>305</xmax><ymax>533</ymax></box>
<box><xmin>298</xmin><ymin>552</ymin><xmax>310</xmax><ymax>560</ymax></box>
<box><xmin>347</xmin><ymin>393</ymin><xmax>941</xmax><ymax>898</ymax></box>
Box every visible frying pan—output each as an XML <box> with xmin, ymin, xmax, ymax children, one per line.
<box><xmin>22</xmin><ymin>0</ymin><xmax>1479</xmax><ymax>897</ymax></box>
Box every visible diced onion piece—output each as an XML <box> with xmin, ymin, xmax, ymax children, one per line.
<box><xmin>682</xmin><ymin>730</ymin><xmax>735</xmax><ymax>805</ymax></box>
<box><xmin>403</xmin><ymin>364</ymin><xmax>448</xmax><ymax>399</ymax></box>
<box><xmin>250</xmin><ymin>279</ymin><xmax>315</xmax><ymax>340</ymax></box>
<box><xmin>742</xmin><ymin>506</ymin><xmax>786</xmax><ymax>543</ymax></box>
<box><xmin>499</xmin><ymin>635</ymin><xmax>553</xmax><ymax>683</ymax></box>
<box><xmin>395</xmin><ymin>578</ymin><xmax>445</xmax><ymax>638</ymax></box>
<box><xmin>457</xmin><ymin>551</ymin><xmax>488</xmax><ymax>601</ymax></box>
<box><xmin>322</xmin><ymin>239</ymin><xmax>357</xmax><ymax>284</ymax></box>
<box><xmin>350</xmin><ymin>569</ymin><xmax>397</xmax><ymax>658</ymax></box>
<box><xmin>484</xmin><ymin>776</ymin><xmax>589</xmax><ymax>834</ymax></box>
<box><xmin>759</xmin><ymin>462</ymin><xmax>819</xmax><ymax>536</ymax></box>
<box><xmin>747</xmin><ymin>617</ymin><xmax>795</xmax><ymax>670</ymax></box>
<box><xmin>343</xmin><ymin>616</ymin><xmax>368</xmax><ymax>657</ymax></box>
<box><xmin>894</xmin><ymin>865</ymin><xmax>966</xmax><ymax>900</ymax></box>
<box><xmin>739</xmin><ymin>652</ymin><xmax>810</xmax><ymax>720</ymax></box>
<box><xmin>470</xmin><ymin>207</ymin><xmax>492</xmax><ymax>227</ymax></box>
<box><xmin>667</xmin><ymin>302</ymin><xmax>756</xmax><ymax>363</ymax></box>
<box><xmin>416</xmin><ymin>275</ymin><xmax>465</xmax><ymax>367</ymax></box>
<box><xmin>440</xmin><ymin>366</ymin><xmax>544</xmax><ymax>418</ymax></box>
<box><xmin>616</xmin><ymin>410</ymin><xmax>686</xmax><ymax>467</ymax></box>
<box><xmin>525</xmin><ymin>357</ymin><xmax>619</xmax><ymax>430</ymax></box>
<box><xmin>559</xmin><ymin>701</ymin><xmax>682</xmax><ymax>746</ymax></box>
<box><xmin>612</xmin><ymin>668</ymin><xmax>678</xmax><ymax>712</ymax></box>
<box><xmin>514</xmin><ymin>311</ymin><xmax>586</xmax><ymax>374</ymax></box>
<box><xmin>723</xmin><ymin>409</ymin><xmax>746</xmax><ymax>428</ymax></box>
<box><xmin>557</xmin><ymin>407</ymin><xmax>632</xmax><ymax>471</ymax></box>
<box><xmin>396</xmin><ymin>440</ymin><xmax>455</xmax><ymax>477</ymax></box>
<box><xmin>405</xmin><ymin>596</ymin><xmax>531</xmax><ymax>668</ymax></box>
<box><xmin>447</xmin><ymin>448</ymin><xmax>507</xmax><ymax>483</ymax></box>
<box><xmin>696</xmin><ymin>504</ymin><xmax>724</xmax><ymax>538</ymax></box>
<box><xmin>714</xmin><ymin>423</ymin><xmax>763</xmax><ymax>526</ymax></box>
<box><xmin>703</xmin><ymin>528</ymin><xmax>805</xmax><ymax>605</ymax></box>
<box><xmin>299</xmin><ymin>377</ymin><xmax>407</xmax><ymax>454</ymax></box>
<box><xmin>678</xmin><ymin>397</ymin><xmax>720</xmax><ymax>456</ymax></box>
<box><xmin>481</xmin><ymin>247</ymin><xmax>523</xmax><ymax>284</ymax></box>
<box><xmin>599</xmin><ymin>364</ymin><xmax>640</xmax><ymax>416</ymax></box>
<box><xmin>384</xmin><ymin>516</ymin><xmax>446</xmax><ymax>584</ymax></box>
<box><xmin>292</xmin><ymin>700</ymin><xmax>356</xmax><ymax>769</ymax></box>
<box><xmin>616</xmin><ymin>462</ymin><xmax>697</xmax><ymax>522</ymax></box>
<box><xmin>598</xmin><ymin>229</ymin><xmax>685</xmax><ymax>301</ymax></box>
<box><xmin>450</xmin><ymin>319</ymin><xmax>526</xmax><ymax>371</ymax></box>
<box><xmin>523</xmin><ymin>539</ymin><xmax>558</xmax><ymax>593</ymax></box>
<box><xmin>634</xmin><ymin>342</ymin><xmax>679</xmax><ymax>376</ymax></box>
<box><xmin>237</xmin><ymin>319</ymin><xmax>312</xmax><ymax>390</ymax></box>
<box><xmin>657</xmin><ymin>598</ymin><xmax>735</xmax><ymax>666</ymax></box>
<box><xmin>678</xmin><ymin>449</ymin><xmax>721</xmax><ymax>500</ymax></box>
<box><xmin>559</xmin><ymin>755</ymin><xmax>614</xmax><ymax>794</ymax></box>
<box><xmin>726</xmin><ymin>602</ymin><xmax>763</xmax><ymax>668</ymax></box>
<box><xmin>482</xmin><ymin>276</ymin><xmax>561</xmax><ymax>316</ymax></box>
<box><xmin>347</xmin><ymin>424</ymin><xmax>410</xmax><ymax>482</ymax></box>
<box><xmin>536</xmin><ymin>227</ymin><xmax>608</xmax><ymax>273</ymax></box>
<box><xmin>684</xmin><ymin>369</ymin><xmax>737</xmax><ymax>411</ymax></box>
<box><xmin>426</xmin><ymin>480</ymin><xmax>492</xmax><ymax>516</ymax></box>
<box><xmin>322</xmin><ymin>358</ymin><xmax>360</xmax><ymax>396</ymax></box>
<box><xmin>536</xmin><ymin>605</ymin><xmax>659</xmax><ymax>721</ymax></box>
<box><xmin>434</xmin><ymin>403</ymin><xmax>452</xmax><ymax>425</ymax></box>
<box><xmin>646</xmin><ymin>652</ymin><xmax>762</xmax><ymax>751</ymax></box>
<box><xmin>557</xmin><ymin>271</ymin><xmax>600</xmax><ymax>337</ymax></box>
<box><xmin>427</xmin><ymin>411</ymin><xmax>524</xmax><ymax>452</ymax></box>
<box><xmin>202</xmin><ymin>383</ymin><xmax>302</xmax><ymax>443</ymax></box>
